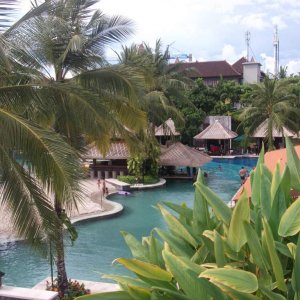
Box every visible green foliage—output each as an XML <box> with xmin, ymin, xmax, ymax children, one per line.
<box><xmin>117</xmin><ymin>175</ymin><xmax>159</xmax><ymax>185</ymax></box>
<box><xmin>238</xmin><ymin>76</ymin><xmax>299</xmax><ymax>150</ymax></box>
<box><xmin>80</xmin><ymin>137</ymin><xmax>300</xmax><ymax>299</ymax></box>
<box><xmin>47</xmin><ymin>279</ymin><xmax>91</xmax><ymax>299</ymax></box>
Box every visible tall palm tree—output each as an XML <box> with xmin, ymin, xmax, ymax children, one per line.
<box><xmin>118</xmin><ymin>39</ymin><xmax>188</xmax><ymax>129</ymax></box>
<box><xmin>3</xmin><ymin>0</ymin><xmax>146</xmax><ymax>294</ymax></box>
<box><xmin>238</xmin><ymin>75</ymin><xmax>299</xmax><ymax>150</ymax></box>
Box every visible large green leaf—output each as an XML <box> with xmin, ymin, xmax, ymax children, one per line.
<box><xmin>162</xmin><ymin>202</ymin><xmax>193</xmax><ymax>220</ymax></box>
<box><xmin>278</xmin><ymin>197</ymin><xmax>300</xmax><ymax>237</ymax></box>
<box><xmin>193</xmin><ymin>171</ymin><xmax>211</xmax><ymax>233</ymax></box>
<box><xmin>214</xmin><ymin>230</ymin><xmax>226</xmax><ymax>267</ymax></box>
<box><xmin>260</xmin><ymin>287</ymin><xmax>286</xmax><ymax>300</ymax></box>
<box><xmin>195</xmin><ymin>182</ymin><xmax>231</xmax><ymax>226</ymax></box>
<box><xmin>251</xmin><ymin>166</ymin><xmax>261</xmax><ymax>207</ymax></box>
<box><xmin>262</xmin><ymin>218</ymin><xmax>287</xmax><ymax>292</ymax></box>
<box><xmin>162</xmin><ymin>250</ymin><xmax>224</xmax><ymax>300</ymax></box>
<box><xmin>157</xmin><ymin>204</ymin><xmax>198</xmax><ymax>248</ymax></box>
<box><xmin>75</xmin><ymin>291</ymin><xmax>133</xmax><ymax>300</ymax></box>
<box><xmin>102</xmin><ymin>275</ymin><xmax>151</xmax><ymax>289</ymax></box>
<box><xmin>151</xmin><ymin>287</ymin><xmax>191</xmax><ymax>300</ymax></box>
<box><xmin>154</xmin><ymin>228</ymin><xmax>194</xmax><ymax>257</ymax></box>
<box><xmin>199</xmin><ymin>268</ymin><xmax>258</xmax><ymax>293</ymax></box>
<box><xmin>147</xmin><ymin>233</ymin><xmax>164</xmax><ymax>267</ymax></box>
<box><xmin>127</xmin><ymin>286</ymin><xmax>151</xmax><ymax>300</ymax></box>
<box><xmin>121</xmin><ymin>231</ymin><xmax>149</xmax><ymax>261</ymax></box>
<box><xmin>243</xmin><ymin>221</ymin><xmax>270</xmax><ymax>270</ymax></box>
<box><xmin>116</xmin><ymin>258</ymin><xmax>172</xmax><ymax>282</ymax></box>
<box><xmin>260</xmin><ymin>164</ymin><xmax>271</xmax><ymax>220</ymax></box>
<box><xmin>270</xmin><ymin>164</ymin><xmax>287</xmax><ymax>238</ymax></box>
<box><xmin>286</xmin><ymin>137</ymin><xmax>300</xmax><ymax>191</ymax></box>
<box><xmin>227</xmin><ymin>190</ymin><xmax>250</xmax><ymax>252</ymax></box>
<box><xmin>292</xmin><ymin>235</ymin><xmax>300</xmax><ymax>299</ymax></box>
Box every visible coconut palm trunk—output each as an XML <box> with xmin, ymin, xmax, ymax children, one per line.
<box><xmin>54</xmin><ymin>200</ymin><xmax>69</xmax><ymax>295</ymax></box>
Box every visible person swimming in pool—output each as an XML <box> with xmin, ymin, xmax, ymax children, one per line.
<box><xmin>239</xmin><ymin>166</ymin><xmax>248</xmax><ymax>185</ymax></box>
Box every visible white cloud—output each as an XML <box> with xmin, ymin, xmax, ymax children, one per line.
<box><xmin>286</xmin><ymin>60</ymin><xmax>300</xmax><ymax>75</ymax></box>
<box><xmin>260</xmin><ymin>53</ymin><xmax>275</xmax><ymax>74</ymax></box>
<box><xmin>218</xmin><ymin>44</ymin><xmax>246</xmax><ymax>63</ymax></box>
<box><xmin>271</xmin><ymin>16</ymin><xmax>287</xmax><ymax>29</ymax></box>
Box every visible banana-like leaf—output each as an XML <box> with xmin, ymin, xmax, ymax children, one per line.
<box><xmin>154</xmin><ymin>228</ymin><xmax>194</xmax><ymax>257</ymax></box>
<box><xmin>116</xmin><ymin>258</ymin><xmax>172</xmax><ymax>282</ymax></box>
<box><xmin>127</xmin><ymin>286</ymin><xmax>151</xmax><ymax>300</ymax></box>
<box><xmin>227</xmin><ymin>190</ymin><xmax>250</xmax><ymax>252</ymax></box>
<box><xmin>157</xmin><ymin>204</ymin><xmax>198</xmax><ymax>248</ymax></box>
<box><xmin>162</xmin><ymin>249</ymin><xmax>224</xmax><ymax>300</ymax></box>
<box><xmin>102</xmin><ymin>275</ymin><xmax>151</xmax><ymax>289</ymax></box>
<box><xmin>270</xmin><ymin>164</ymin><xmax>287</xmax><ymax>239</ymax></box>
<box><xmin>162</xmin><ymin>202</ymin><xmax>193</xmax><ymax>220</ymax></box>
<box><xmin>275</xmin><ymin>241</ymin><xmax>293</xmax><ymax>259</ymax></box>
<box><xmin>271</xmin><ymin>163</ymin><xmax>281</xmax><ymax>206</ymax></box>
<box><xmin>148</xmin><ymin>233</ymin><xmax>164</xmax><ymax>268</ymax></box>
<box><xmin>121</xmin><ymin>231</ymin><xmax>149</xmax><ymax>261</ymax></box>
<box><xmin>151</xmin><ymin>287</ymin><xmax>192</xmax><ymax>300</ymax></box>
<box><xmin>260</xmin><ymin>165</ymin><xmax>271</xmax><ymax>220</ymax></box>
<box><xmin>195</xmin><ymin>182</ymin><xmax>231</xmax><ymax>226</ymax></box>
<box><xmin>199</xmin><ymin>268</ymin><xmax>258</xmax><ymax>293</ymax></box>
<box><xmin>287</xmin><ymin>243</ymin><xmax>297</xmax><ymax>259</ymax></box>
<box><xmin>193</xmin><ymin>171</ymin><xmax>211</xmax><ymax>233</ymax></box>
<box><xmin>251</xmin><ymin>166</ymin><xmax>261</xmax><ymax>207</ymax></box>
<box><xmin>262</xmin><ymin>218</ymin><xmax>287</xmax><ymax>292</ymax></box>
<box><xmin>191</xmin><ymin>244</ymin><xmax>210</xmax><ymax>264</ymax></box>
<box><xmin>243</xmin><ymin>221</ymin><xmax>270</xmax><ymax>270</ymax></box>
<box><xmin>278</xmin><ymin>197</ymin><xmax>300</xmax><ymax>237</ymax></box>
<box><xmin>214</xmin><ymin>230</ymin><xmax>226</xmax><ymax>267</ymax></box>
<box><xmin>258</xmin><ymin>287</ymin><xmax>286</xmax><ymax>300</ymax></box>
<box><xmin>286</xmin><ymin>137</ymin><xmax>300</xmax><ymax>191</ymax></box>
<box><xmin>292</xmin><ymin>235</ymin><xmax>300</xmax><ymax>299</ymax></box>
<box><xmin>280</xmin><ymin>165</ymin><xmax>291</xmax><ymax>208</ymax></box>
<box><xmin>257</xmin><ymin>144</ymin><xmax>265</xmax><ymax>166</ymax></box>
<box><xmin>212</xmin><ymin>282</ymin><xmax>261</xmax><ymax>299</ymax></box>
<box><xmin>75</xmin><ymin>291</ymin><xmax>133</xmax><ymax>300</ymax></box>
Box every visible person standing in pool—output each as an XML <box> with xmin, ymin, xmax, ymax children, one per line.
<box><xmin>239</xmin><ymin>166</ymin><xmax>248</xmax><ymax>185</ymax></box>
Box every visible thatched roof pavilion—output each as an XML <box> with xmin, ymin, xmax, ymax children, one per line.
<box><xmin>194</xmin><ymin>120</ymin><xmax>238</xmax><ymax>140</ymax></box>
<box><xmin>251</xmin><ymin>119</ymin><xmax>295</xmax><ymax>138</ymax></box>
<box><xmin>160</xmin><ymin>142</ymin><xmax>212</xmax><ymax>167</ymax></box>
<box><xmin>84</xmin><ymin>142</ymin><xmax>129</xmax><ymax>160</ymax></box>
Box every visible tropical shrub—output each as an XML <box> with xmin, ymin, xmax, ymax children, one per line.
<box><xmin>77</xmin><ymin>138</ymin><xmax>300</xmax><ymax>299</ymax></box>
<box><xmin>117</xmin><ymin>175</ymin><xmax>159</xmax><ymax>185</ymax></box>
<box><xmin>47</xmin><ymin>279</ymin><xmax>90</xmax><ymax>299</ymax></box>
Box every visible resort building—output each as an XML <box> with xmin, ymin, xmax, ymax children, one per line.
<box><xmin>172</xmin><ymin>57</ymin><xmax>264</xmax><ymax>85</ymax></box>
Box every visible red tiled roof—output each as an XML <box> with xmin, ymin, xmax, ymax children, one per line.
<box><xmin>173</xmin><ymin>60</ymin><xmax>241</xmax><ymax>79</ymax></box>
<box><xmin>232</xmin><ymin>57</ymin><xmax>248</xmax><ymax>74</ymax></box>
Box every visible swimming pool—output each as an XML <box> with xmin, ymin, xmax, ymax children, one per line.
<box><xmin>0</xmin><ymin>157</ymin><xmax>257</xmax><ymax>287</ymax></box>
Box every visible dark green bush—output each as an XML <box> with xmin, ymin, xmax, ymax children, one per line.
<box><xmin>117</xmin><ymin>175</ymin><xmax>159</xmax><ymax>184</ymax></box>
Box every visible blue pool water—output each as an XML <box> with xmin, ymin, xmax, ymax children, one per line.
<box><xmin>0</xmin><ymin>158</ymin><xmax>257</xmax><ymax>287</ymax></box>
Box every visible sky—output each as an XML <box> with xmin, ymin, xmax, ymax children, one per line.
<box><xmin>24</xmin><ymin>0</ymin><xmax>300</xmax><ymax>75</ymax></box>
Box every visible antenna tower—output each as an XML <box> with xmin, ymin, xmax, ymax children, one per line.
<box><xmin>245</xmin><ymin>31</ymin><xmax>250</xmax><ymax>61</ymax></box>
<box><xmin>273</xmin><ymin>25</ymin><xmax>279</xmax><ymax>76</ymax></box>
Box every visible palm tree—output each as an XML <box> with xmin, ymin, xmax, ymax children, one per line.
<box><xmin>238</xmin><ymin>75</ymin><xmax>299</xmax><ymax>150</ymax></box>
<box><xmin>118</xmin><ymin>40</ymin><xmax>190</xmax><ymax>176</ymax></box>
<box><xmin>3</xmin><ymin>0</ymin><xmax>146</xmax><ymax>294</ymax></box>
